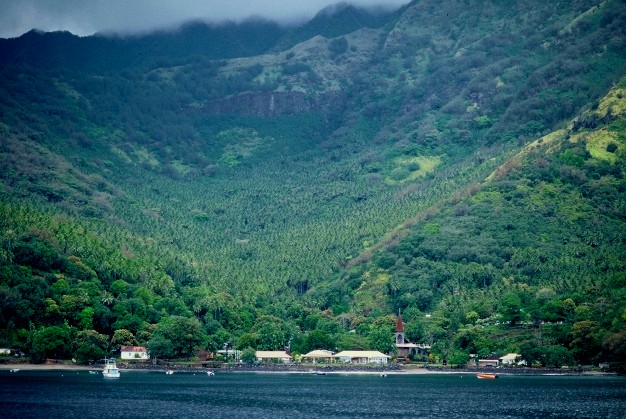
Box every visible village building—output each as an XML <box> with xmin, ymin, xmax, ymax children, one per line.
<box><xmin>302</xmin><ymin>349</ymin><xmax>334</xmax><ymax>363</ymax></box>
<box><xmin>477</xmin><ymin>353</ymin><xmax>525</xmax><ymax>367</ymax></box>
<box><xmin>499</xmin><ymin>353</ymin><xmax>525</xmax><ymax>366</ymax></box>
<box><xmin>255</xmin><ymin>351</ymin><xmax>293</xmax><ymax>363</ymax></box>
<box><xmin>395</xmin><ymin>312</ymin><xmax>430</xmax><ymax>358</ymax></box>
<box><xmin>333</xmin><ymin>350</ymin><xmax>390</xmax><ymax>365</ymax></box>
<box><xmin>120</xmin><ymin>346</ymin><xmax>150</xmax><ymax>361</ymax></box>
<box><xmin>477</xmin><ymin>355</ymin><xmax>501</xmax><ymax>367</ymax></box>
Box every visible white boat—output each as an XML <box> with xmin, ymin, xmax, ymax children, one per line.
<box><xmin>165</xmin><ymin>369</ymin><xmax>174</xmax><ymax>375</ymax></box>
<box><xmin>88</xmin><ymin>370</ymin><xmax>98</xmax><ymax>375</ymax></box>
<box><xmin>10</xmin><ymin>368</ymin><xmax>19</xmax><ymax>373</ymax></box>
<box><xmin>207</xmin><ymin>371</ymin><xmax>215</xmax><ymax>376</ymax></box>
<box><xmin>102</xmin><ymin>358</ymin><xmax>120</xmax><ymax>378</ymax></box>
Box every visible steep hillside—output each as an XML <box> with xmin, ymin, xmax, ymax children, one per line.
<box><xmin>0</xmin><ymin>0</ymin><xmax>625</xmax><ymax>366</ymax></box>
<box><xmin>333</xmin><ymin>79</ymin><xmax>626</xmax><ymax>366</ymax></box>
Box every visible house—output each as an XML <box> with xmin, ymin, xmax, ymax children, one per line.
<box><xmin>477</xmin><ymin>355</ymin><xmax>500</xmax><ymax>367</ymax></box>
<box><xmin>499</xmin><ymin>353</ymin><xmax>525</xmax><ymax>366</ymax></box>
<box><xmin>255</xmin><ymin>351</ymin><xmax>293</xmax><ymax>363</ymax></box>
<box><xmin>120</xmin><ymin>346</ymin><xmax>149</xmax><ymax>361</ymax></box>
<box><xmin>395</xmin><ymin>312</ymin><xmax>430</xmax><ymax>358</ymax></box>
<box><xmin>302</xmin><ymin>349</ymin><xmax>334</xmax><ymax>363</ymax></box>
<box><xmin>333</xmin><ymin>351</ymin><xmax>391</xmax><ymax>365</ymax></box>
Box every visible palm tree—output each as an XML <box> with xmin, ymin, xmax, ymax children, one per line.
<box><xmin>101</xmin><ymin>291</ymin><xmax>114</xmax><ymax>307</ymax></box>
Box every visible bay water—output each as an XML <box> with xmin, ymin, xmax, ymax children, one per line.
<box><xmin>1</xmin><ymin>370</ymin><xmax>625</xmax><ymax>418</ymax></box>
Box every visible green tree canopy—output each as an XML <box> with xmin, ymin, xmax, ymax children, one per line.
<box><xmin>73</xmin><ymin>330</ymin><xmax>107</xmax><ymax>364</ymax></box>
<box><xmin>304</xmin><ymin>328</ymin><xmax>335</xmax><ymax>352</ymax></box>
<box><xmin>368</xmin><ymin>326</ymin><xmax>395</xmax><ymax>355</ymax></box>
<box><xmin>147</xmin><ymin>316</ymin><xmax>207</xmax><ymax>359</ymax></box>
<box><xmin>30</xmin><ymin>325</ymin><xmax>71</xmax><ymax>363</ymax></box>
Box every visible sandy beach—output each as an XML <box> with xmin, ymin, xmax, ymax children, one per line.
<box><xmin>1</xmin><ymin>363</ymin><xmax>94</xmax><ymax>371</ymax></box>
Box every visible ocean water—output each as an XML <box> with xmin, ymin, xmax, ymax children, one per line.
<box><xmin>1</xmin><ymin>370</ymin><xmax>625</xmax><ymax>418</ymax></box>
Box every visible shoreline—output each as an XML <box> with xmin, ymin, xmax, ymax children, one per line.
<box><xmin>1</xmin><ymin>362</ymin><xmax>616</xmax><ymax>376</ymax></box>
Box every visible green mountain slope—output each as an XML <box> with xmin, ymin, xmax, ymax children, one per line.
<box><xmin>0</xmin><ymin>0</ymin><xmax>625</xmax><ymax>367</ymax></box>
<box><xmin>333</xmin><ymin>79</ymin><xmax>626</xmax><ymax>366</ymax></box>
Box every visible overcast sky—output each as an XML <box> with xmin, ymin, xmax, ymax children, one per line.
<box><xmin>0</xmin><ymin>0</ymin><xmax>410</xmax><ymax>39</ymax></box>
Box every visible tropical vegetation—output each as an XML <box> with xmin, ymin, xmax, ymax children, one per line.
<box><xmin>0</xmin><ymin>0</ymin><xmax>625</xmax><ymax>370</ymax></box>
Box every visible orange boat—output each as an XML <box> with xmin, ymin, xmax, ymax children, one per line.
<box><xmin>476</xmin><ymin>373</ymin><xmax>498</xmax><ymax>379</ymax></box>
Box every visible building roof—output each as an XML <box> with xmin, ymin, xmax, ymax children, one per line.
<box><xmin>397</xmin><ymin>343</ymin><xmax>431</xmax><ymax>349</ymax></box>
<box><xmin>396</xmin><ymin>343</ymin><xmax>419</xmax><ymax>348</ymax></box>
<box><xmin>302</xmin><ymin>350</ymin><xmax>334</xmax><ymax>358</ymax></box>
<box><xmin>333</xmin><ymin>351</ymin><xmax>391</xmax><ymax>359</ymax></box>
<box><xmin>255</xmin><ymin>351</ymin><xmax>292</xmax><ymax>359</ymax></box>
<box><xmin>396</xmin><ymin>313</ymin><xmax>404</xmax><ymax>333</ymax></box>
<box><xmin>499</xmin><ymin>353</ymin><xmax>520</xmax><ymax>360</ymax></box>
<box><xmin>120</xmin><ymin>346</ymin><xmax>147</xmax><ymax>352</ymax></box>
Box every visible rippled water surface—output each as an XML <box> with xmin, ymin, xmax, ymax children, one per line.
<box><xmin>1</xmin><ymin>370</ymin><xmax>625</xmax><ymax>418</ymax></box>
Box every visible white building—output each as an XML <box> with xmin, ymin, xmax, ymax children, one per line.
<box><xmin>302</xmin><ymin>349</ymin><xmax>334</xmax><ymax>363</ymax></box>
<box><xmin>499</xmin><ymin>353</ymin><xmax>525</xmax><ymax>366</ymax></box>
<box><xmin>120</xmin><ymin>346</ymin><xmax>150</xmax><ymax>361</ymax></box>
<box><xmin>333</xmin><ymin>350</ymin><xmax>391</xmax><ymax>365</ymax></box>
<box><xmin>255</xmin><ymin>351</ymin><xmax>293</xmax><ymax>363</ymax></box>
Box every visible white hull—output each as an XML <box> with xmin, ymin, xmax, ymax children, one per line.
<box><xmin>103</xmin><ymin>358</ymin><xmax>120</xmax><ymax>378</ymax></box>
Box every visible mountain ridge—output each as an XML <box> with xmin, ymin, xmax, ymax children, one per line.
<box><xmin>0</xmin><ymin>0</ymin><xmax>625</xmax><ymax>368</ymax></box>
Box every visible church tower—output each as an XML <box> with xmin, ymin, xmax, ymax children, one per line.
<box><xmin>395</xmin><ymin>310</ymin><xmax>427</xmax><ymax>358</ymax></box>
<box><xmin>395</xmin><ymin>311</ymin><xmax>406</xmax><ymax>345</ymax></box>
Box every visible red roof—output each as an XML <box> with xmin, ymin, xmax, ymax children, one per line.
<box><xmin>120</xmin><ymin>346</ymin><xmax>147</xmax><ymax>352</ymax></box>
<box><xmin>396</xmin><ymin>313</ymin><xmax>404</xmax><ymax>333</ymax></box>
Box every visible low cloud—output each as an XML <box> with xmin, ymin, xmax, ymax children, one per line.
<box><xmin>0</xmin><ymin>0</ymin><xmax>410</xmax><ymax>39</ymax></box>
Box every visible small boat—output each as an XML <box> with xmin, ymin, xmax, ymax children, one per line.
<box><xmin>88</xmin><ymin>370</ymin><xmax>99</xmax><ymax>375</ymax></box>
<box><xmin>10</xmin><ymin>369</ymin><xmax>19</xmax><ymax>373</ymax></box>
<box><xmin>207</xmin><ymin>371</ymin><xmax>215</xmax><ymax>376</ymax></box>
<box><xmin>380</xmin><ymin>373</ymin><xmax>387</xmax><ymax>377</ymax></box>
<box><xmin>476</xmin><ymin>373</ymin><xmax>498</xmax><ymax>380</ymax></box>
<box><xmin>102</xmin><ymin>358</ymin><xmax>120</xmax><ymax>378</ymax></box>
<box><xmin>166</xmin><ymin>369</ymin><xmax>174</xmax><ymax>375</ymax></box>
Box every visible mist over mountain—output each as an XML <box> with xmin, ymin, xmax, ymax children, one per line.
<box><xmin>0</xmin><ymin>0</ymin><xmax>410</xmax><ymax>39</ymax></box>
<box><xmin>1</xmin><ymin>0</ymin><xmax>625</xmax><ymax>369</ymax></box>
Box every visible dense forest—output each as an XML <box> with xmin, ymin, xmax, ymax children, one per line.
<box><xmin>0</xmin><ymin>0</ymin><xmax>625</xmax><ymax>370</ymax></box>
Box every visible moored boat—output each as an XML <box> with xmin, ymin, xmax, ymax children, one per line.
<box><xmin>166</xmin><ymin>369</ymin><xmax>174</xmax><ymax>375</ymax></box>
<box><xmin>476</xmin><ymin>373</ymin><xmax>498</xmax><ymax>379</ymax></box>
<box><xmin>102</xmin><ymin>358</ymin><xmax>120</xmax><ymax>378</ymax></box>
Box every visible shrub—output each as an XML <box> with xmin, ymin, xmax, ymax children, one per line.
<box><xmin>241</xmin><ymin>347</ymin><xmax>256</xmax><ymax>364</ymax></box>
<box><xmin>606</xmin><ymin>142</ymin><xmax>618</xmax><ymax>153</ymax></box>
